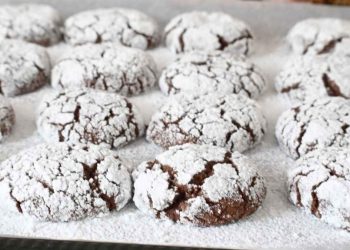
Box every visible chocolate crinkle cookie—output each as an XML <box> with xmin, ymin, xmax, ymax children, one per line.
<box><xmin>0</xmin><ymin>96</ymin><xmax>15</xmax><ymax>142</ymax></box>
<box><xmin>275</xmin><ymin>97</ymin><xmax>350</xmax><ymax>159</ymax></box>
<box><xmin>52</xmin><ymin>43</ymin><xmax>158</xmax><ymax>96</ymax></box>
<box><xmin>0</xmin><ymin>40</ymin><xmax>50</xmax><ymax>97</ymax></box>
<box><xmin>275</xmin><ymin>54</ymin><xmax>350</xmax><ymax>104</ymax></box>
<box><xmin>147</xmin><ymin>93</ymin><xmax>266</xmax><ymax>152</ymax></box>
<box><xmin>164</xmin><ymin>11</ymin><xmax>253</xmax><ymax>55</ymax></box>
<box><xmin>37</xmin><ymin>88</ymin><xmax>144</xmax><ymax>148</ymax></box>
<box><xmin>133</xmin><ymin>144</ymin><xmax>266</xmax><ymax>226</ymax></box>
<box><xmin>159</xmin><ymin>51</ymin><xmax>265</xmax><ymax>98</ymax></box>
<box><xmin>287</xmin><ymin>18</ymin><xmax>350</xmax><ymax>55</ymax></box>
<box><xmin>64</xmin><ymin>8</ymin><xmax>160</xmax><ymax>49</ymax></box>
<box><xmin>0</xmin><ymin>143</ymin><xmax>132</xmax><ymax>222</ymax></box>
<box><xmin>0</xmin><ymin>4</ymin><xmax>62</xmax><ymax>46</ymax></box>
<box><xmin>288</xmin><ymin>147</ymin><xmax>350</xmax><ymax>231</ymax></box>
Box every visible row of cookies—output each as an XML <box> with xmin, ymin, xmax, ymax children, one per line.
<box><xmin>0</xmin><ymin>4</ymin><xmax>253</xmax><ymax>55</ymax></box>
<box><xmin>0</xmin><ymin>5</ymin><xmax>269</xmax><ymax>226</ymax></box>
<box><xmin>0</xmin><ymin>40</ymin><xmax>266</xmax><ymax>99</ymax></box>
<box><xmin>274</xmin><ymin>18</ymin><xmax>350</xmax><ymax>231</ymax></box>
<box><xmin>0</xmin><ymin>85</ymin><xmax>267</xmax><ymax>226</ymax></box>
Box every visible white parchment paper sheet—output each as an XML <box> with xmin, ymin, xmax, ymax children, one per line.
<box><xmin>0</xmin><ymin>0</ymin><xmax>350</xmax><ymax>249</ymax></box>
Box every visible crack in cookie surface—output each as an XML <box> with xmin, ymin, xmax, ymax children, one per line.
<box><xmin>133</xmin><ymin>144</ymin><xmax>266</xmax><ymax>226</ymax></box>
<box><xmin>64</xmin><ymin>8</ymin><xmax>159</xmax><ymax>49</ymax></box>
<box><xmin>52</xmin><ymin>43</ymin><xmax>157</xmax><ymax>96</ymax></box>
<box><xmin>288</xmin><ymin>147</ymin><xmax>350</xmax><ymax>231</ymax></box>
<box><xmin>164</xmin><ymin>11</ymin><xmax>252</xmax><ymax>55</ymax></box>
<box><xmin>37</xmin><ymin>88</ymin><xmax>144</xmax><ymax>148</ymax></box>
<box><xmin>0</xmin><ymin>143</ymin><xmax>132</xmax><ymax>222</ymax></box>
<box><xmin>275</xmin><ymin>97</ymin><xmax>350</xmax><ymax>159</ymax></box>
<box><xmin>159</xmin><ymin>51</ymin><xmax>265</xmax><ymax>98</ymax></box>
<box><xmin>0</xmin><ymin>96</ymin><xmax>15</xmax><ymax>142</ymax></box>
<box><xmin>147</xmin><ymin>93</ymin><xmax>266</xmax><ymax>153</ymax></box>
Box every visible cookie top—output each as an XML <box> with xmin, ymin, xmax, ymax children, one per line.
<box><xmin>133</xmin><ymin>143</ymin><xmax>266</xmax><ymax>226</ymax></box>
<box><xmin>287</xmin><ymin>18</ymin><xmax>350</xmax><ymax>55</ymax></box>
<box><xmin>275</xmin><ymin>97</ymin><xmax>350</xmax><ymax>159</ymax></box>
<box><xmin>0</xmin><ymin>40</ymin><xmax>51</xmax><ymax>97</ymax></box>
<box><xmin>275</xmin><ymin>55</ymin><xmax>350</xmax><ymax>104</ymax></box>
<box><xmin>64</xmin><ymin>8</ymin><xmax>160</xmax><ymax>49</ymax></box>
<box><xmin>164</xmin><ymin>11</ymin><xmax>252</xmax><ymax>55</ymax></box>
<box><xmin>37</xmin><ymin>88</ymin><xmax>144</xmax><ymax>148</ymax></box>
<box><xmin>159</xmin><ymin>51</ymin><xmax>265</xmax><ymax>98</ymax></box>
<box><xmin>0</xmin><ymin>4</ymin><xmax>62</xmax><ymax>46</ymax></box>
<box><xmin>0</xmin><ymin>96</ymin><xmax>15</xmax><ymax>142</ymax></box>
<box><xmin>288</xmin><ymin>147</ymin><xmax>350</xmax><ymax>231</ymax></box>
<box><xmin>0</xmin><ymin>143</ymin><xmax>132</xmax><ymax>222</ymax></box>
<box><xmin>52</xmin><ymin>43</ymin><xmax>158</xmax><ymax>96</ymax></box>
<box><xmin>147</xmin><ymin>93</ymin><xmax>266</xmax><ymax>152</ymax></box>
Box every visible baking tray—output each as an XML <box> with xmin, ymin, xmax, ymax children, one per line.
<box><xmin>0</xmin><ymin>0</ymin><xmax>350</xmax><ymax>249</ymax></box>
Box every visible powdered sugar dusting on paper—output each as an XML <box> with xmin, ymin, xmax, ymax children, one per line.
<box><xmin>0</xmin><ymin>38</ymin><xmax>349</xmax><ymax>249</ymax></box>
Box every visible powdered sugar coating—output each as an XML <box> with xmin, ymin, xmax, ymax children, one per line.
<box><xmin>0</xmin><ymin>4</ymin><xmax>62</xmax><ymax>46</ymax></box>
<box><xmin>275</xmin><ymin>97</ymin><xmax>350</xmax><ymax>159</ymax></box>
<box><xmin>159</xmin><ymin>51</ymin><xmax>265</xmax><ymax>98</ymax></box>
<box><xmin>288</xmin><ymin>147</ymin><xmax>350</xmax><ymax>231</ymax></box>
<box><xmin>164</xmin><ymin>11</ymin><xmax>252</xmax><ymax>55</ymax></box>
<box><xmin>133</xmin><ymin>144</ymin><xmax>266</xmax><ymax>226</ymax></box>
<box><xmin>275</xmin><ymin>54</ymin><xmax>350</xmax><ymax>104</ymax></box>
<box><xmin>147</xmin><ymin>93</ymin><xmax>267</xmax><ymax>152</ymax></box>
<box><xmin>287</xmin><ymin>18</ymin><xmax>350</xmax><ymax>55</ymax></box>
<box><xmin>0</xmin><ymin>40</ymin><xmax>51</xmax><ymax>97</ymax></box>
<box><xmin>0</xmin><ymin>96</ymin><xmax>15</xmax><ymax>142</ymax></box>
<box><xmin>0</xmin><ymin>143</ymin><xmax>132</xmax><ymax>222</ymax></box>
<box><xmin>64</xmin><ymin>8</ymin><xmax>160</xmax><ymax>50</ymax></box>
<box><xmin>37</xmin><ymin>88</ymin><xmax>144</xmax><ymax>148</ymax></box>
<box><xmin>52</xmin><ymin>43</ymin><xmax>158</xmax><ymax>96</ymax></box>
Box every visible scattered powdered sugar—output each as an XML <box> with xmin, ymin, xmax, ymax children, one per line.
<box><xmin>287</xmin><ymin>18</ymin><xmax>350</xmax><ymax>55</ymax></box>
<box><xmin>0</xmin><ymin>24</ymin><xmax>349</xmax><ymax>248</ymax></box>
<box><xmin>275</xmin><ymin>97</ymin><xmax>350</xmax><ymax>159</ymax></box>
<box><xmin>159</xmin><ymin>50</ymin><xmax>265</xmax><ymax>98</ymax></box>
<box><xmin>146</xmin><ymin>93</ymin><xmax>267</xmax><ymax>153</ymax></box>
<box><xmin>51</xmin><ymin>43</ymin><xmax>158</xmax><ymax>96</ymax></box>
<box><xmin>37</xmin><ymin>88</ymin><xmax>145</xmax><ymax>148</ymax></box>
<box><xmin>0</xmin><ymin>39</ymin><xmax>51</xmax><ymax>97</ymax></box>
<box><xmin>0</xmin><ymin>96</ymin><xmax>15</xmax><ymax>142</ymax></box>
<box><xmin>164</xmin><ymin>11</ymin><xmax>252</xmax><ymax>55</ymax></box>
<box><xmin>133</xmin><ymin>144</ymin><xmax>266</xmax><ymax>226</ymax></box>
<box><xmin>288</xmin><ymin>146</ymin><xmax>350</xmax><ymax>231</ymax></box>
<box><xmin>64</xmin><ymin>8</ymin><xmax>160</xmax><ymax>49</ymax></box>
<box><xmin>0</xmin><ymin>4</ymin><xmax>62</xmax><ymax>46</ymax></box>
<box><xmin>0</xmin><ymin>143</ymin><xmax>132</xmax><ymax>222</ymax></box>
<box><xmin>275</xmin><ymin>54</ymin><xmax>350</xmax><ymax>104</ymax></box>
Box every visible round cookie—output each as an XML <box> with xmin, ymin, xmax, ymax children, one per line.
<box><xmin>275</xmin><ymin>55</ymin><xmax>350</xmax><ymax>104</ymax></box>
<box><xmin>147</xmin><ymin>93</ymin><xmax>266</xmax><ymax>152</ymax></box>
<box><xmin>0</xmin><ymin>96</ymin><xmax>15</xmax><ymax>142</ymax></box>
<box><xmin>133</xmin><ymin>144</ymin><xmax>266</xmax><ymax>226</ymax></box>
<box><xmin>64</xmin><ymin>8</ymin><xmax>160</xmax><ymax>49</ymax></box>
<box><xmin>275</xmin><ymin>97</ymin><xmax>350</xmax><ymax>159</ymax></box>
<box><xmin>37</xmin><ymin>88</ymin><xmax>144</xmax><ymax>148</ymax></box>
<box><xmin>159</xmin><ymin>51</ymin><xmax>265</xmax><ymax>98</ymax></box>
<box><xmin>0</xmin><ymin>40</ymin><xmax>51</xmax><ymax>97</ymax></box>
<box><xmin>0</xmin><ymin>4</ymin><xmax>62</xmax><ymax>46</ymax></box>
<box><xmin>52</xmin><ymin>43</ymin><xmax>158</xmax><ymax>96</ymax></box>
<box><xmin>0</xmin><ymin>143</ymin><xmax>132</xmax><ymax>222</ymax></box>
<box><xmin>287</xmin><ymin>18</ymin><xmax>350</xmax><ymax>55</ymax></box>
<box><xmin>288</xmin><ymin>147</ymin><xmax>350</xmax><ymax>231</ymax></box>
<box><xmin>164</xmin><ymin>11</ymin><xmax>252</xmax><ymax>55</ymax></box>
